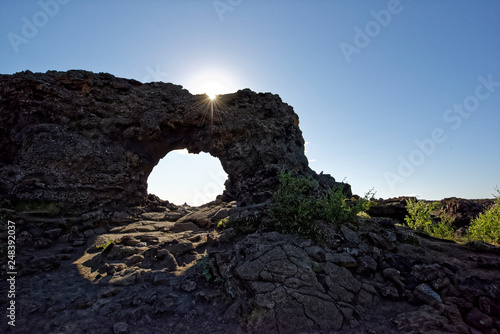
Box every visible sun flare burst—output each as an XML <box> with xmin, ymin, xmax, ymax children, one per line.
<box><xmin>183</xmin><ymin>69</ymin><xmax>240</xmax><ymax>127</ymax></box>
<box><xmin>188</xmin><ymin>86</ymin><xmax>227</xmax><ymax>128</ymax></box>
<box><xmin>201</xmin><ymin>81</ymin><xmax>224</xmax><ymax>101</ymax></box>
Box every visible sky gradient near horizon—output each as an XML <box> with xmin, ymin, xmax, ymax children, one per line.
<box><xmin>1</xmin><ymin>0</ymin><xmax>499</xmax><ymax>205</ymax></box>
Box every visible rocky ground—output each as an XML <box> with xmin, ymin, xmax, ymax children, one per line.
<box><xmin>1</xmin><ymin>197</ymin><xmax>500</xmax><ymax>334</ymax></box>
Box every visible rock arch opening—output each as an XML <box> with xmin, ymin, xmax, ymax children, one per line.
<box><xmin>147</xmin><ymin>149</ymin><xmax>228</xmax><ymax>206</ymax></box>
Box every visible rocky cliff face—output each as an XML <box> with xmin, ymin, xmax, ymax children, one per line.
<box><xmin>0</xmin><ymin>70</ymin><xmax>345</xmax><ymax>212</ymax></box>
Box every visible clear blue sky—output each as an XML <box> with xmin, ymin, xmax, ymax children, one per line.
<box><xmin>1</xmin><ymin>0</ymin><xmax>499</xmax><ymax>205</ymax></box>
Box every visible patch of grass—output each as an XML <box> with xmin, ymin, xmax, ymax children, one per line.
<box><xmin>357</xmin><ymin>211</ymin><xmax>371</xmax><ymax>218</ymax></box>
<box><xmin>96</xmin><ymin>239</ymin><xmax>115</xmax><ymax>251</ymax></box>
<box><xmin>217</xmin><ymin>218</ymin><xmax>230</xmax><ymax>229</ymax></box>
<box><xmin>468</xmin><ymin>187</ymin><xmax>500</xmax><ymax>245</ymax></box>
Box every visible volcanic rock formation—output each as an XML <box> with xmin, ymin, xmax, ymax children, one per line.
<box><xmin>0</xmin><ymin>70</ymin><xmax>346</xmax><ymax>212</ymax></box>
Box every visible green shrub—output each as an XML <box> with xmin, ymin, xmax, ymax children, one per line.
<box><xmin>197</xmin><ymin>255</ymin><xmax>223</xmax><ymax>283</ymax></box>
<box><xmin>269</xmin><ymin>171</ymin><xmax>366</xmax><ymax>241</ymax></box>
<box><xmin>433</xmin><ymin>212</ymin><xmax>455</xmax><ymax>239</ymax></box>
<box><xmin>404</xmin><ymin>198</ymin><xmax>455</xmax><ymax>239</ymax></box>
<box><xmin>317</xmin><ymin>186</ymin><xmax>350</xmax><ymax>223</ymax></box>
<box><xmin>430</xmin><ymin>201</ymin><xmax>442</xmax><ymax>212</ymax></box>
<box><xmin>468</xmin><ymin>188</ymin><xmax>500</xmax><ymax>245</ymax></box>
<box><xmin>269</xmin><ymin>171</ymin><xmax>322</xmax><ymax>241</ymax></box>
<box><xmin>404</xmin><ymin>198</ymin><xmax>433</xmax><ymax>232</ymax></box>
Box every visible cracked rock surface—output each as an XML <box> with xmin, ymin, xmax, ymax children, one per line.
<box><xmin>220</xmin><ymin>232</ymin><xmax>369</xmax><ymax>332</ymax></box>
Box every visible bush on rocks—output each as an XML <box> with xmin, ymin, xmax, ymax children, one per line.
<box><xmin>269</xmin><ymin>171</ymin><xmax>366</xmax><ymax>241</ymax></box>
<box><xmin>404</xmin><ymin>198</ymin><xmax>456</xmax><ymax>240</ymax></box>
<box><xmin>468</xmin><ymin>188</ymin><xmax>500</xmax><ymax>245</ymax></box>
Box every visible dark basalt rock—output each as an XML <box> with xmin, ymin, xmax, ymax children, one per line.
<box><xmin>0</xmin><ymin>70</ymin><xmax>348</xmax><ymax>213</ymax></box>
<box><xmin>437</xmin><ymin>197</ymin><xmax>495</xmax><ymax>228</ymax></box>
<box><xmin>367</xmin><ymin>196</ymin><xmax>415</xmax><ymax>223</ymax></box>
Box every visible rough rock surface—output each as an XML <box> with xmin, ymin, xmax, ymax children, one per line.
<box><xmin>2</xmin><ymin>199</ymin><xmax>500</xmax><ymax>334</ymax></box>
<box><xmin>0</xmin><ymin>70</ymin><xmax>347</xmax><ymax>213</ymax></box>
<box><xmin>215</xmin><ymin>232</ymin><xmax>370</xmax><ymax>332</ymax></box>
<box><xmin>437</xmin><ymin>197</ymin><xmax>495</xmax><ymax>228</ymax></box>
<box><xmin>367</xmin><ymin>197</ymin><xmax>415</xmax><ymax>223</ymax></box>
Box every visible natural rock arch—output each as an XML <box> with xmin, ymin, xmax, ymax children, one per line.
<box><xmin>0</xmin><ymin>70</ymin><xmax>347</xmax><ymax>213</ymax></box>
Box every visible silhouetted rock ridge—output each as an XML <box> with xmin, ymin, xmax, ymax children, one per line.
<box><xmin>0</xmin><ymin>70</ymin><xmax>347</xmax><ymax>212</ymax></box>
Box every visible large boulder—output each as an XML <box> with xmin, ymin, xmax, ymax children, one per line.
<box><xmin>0</xmin><ymin>70</ymin><xmax>348</xmax><ymax>213</ymax></box>
<box><xmin>367</xmin><ymin>197</ymin><xmax>414</xmax><ymax>223</ymax></box>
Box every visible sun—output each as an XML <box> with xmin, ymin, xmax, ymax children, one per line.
<box><xmin>183</xmin><ymin>68</ymin><xmax>240</xmax><ymax>98</ymax></box>
<box><xmin>200</xmin><ymin>81</ymin><xmax>225</xmax><ymax>101</ymax></box>
<box><xmin>190</xmin><ymin>80</ymin><xmax>227</xmax><ymax>126</ymax></box>
<box><xmin>182</xmin><ymin>69</ymin><xmax>240</xmax><ymax>125</ymax></box>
